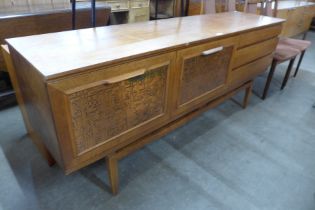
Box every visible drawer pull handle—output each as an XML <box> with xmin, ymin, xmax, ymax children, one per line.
<box><xmin>65</xmin><ymin>69</ymin><xmax>146</xmax><ymax>94</ymax></box>
<box><xmin>102</xmin><ymin>68</ymin><xmax>146</xmax><ymax>84</ymax></box>
<box><xmin>201</xmin><ymin>46</ymin><xmax>223</xmax><ymax>56</ymax></box>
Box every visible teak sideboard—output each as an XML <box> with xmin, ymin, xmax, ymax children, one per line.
<box><xmin>2</xmin><ymin>12</ymin><xmax>284</xmax><ymax>195</ymax></box>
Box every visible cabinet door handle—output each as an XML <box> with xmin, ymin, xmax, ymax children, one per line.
<box><xmin>65</xmin><ymin>69</ymin><xmax>146</xmax><ymax>94</ymax></box>
<box><xmin>201</xmin><ymin>46</ymin><xmax>224</xmax><ymax>56</ymax></box>
<box><xmin>103</xmin><ymin>68</ymin><xmax>146</xmax><ymax>84</ymax></box>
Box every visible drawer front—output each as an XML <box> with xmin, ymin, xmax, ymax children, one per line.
<box><xmin>179</xmin><ymin>46</ymin><xmax>232</xmax><ymax>105</ymax></box>
<box><xmin>48</xmin><ymin>53</ymin><xmax>175</xmax><ymax>162</ymax></box>
<box><xmin>173</xmin><ymin>37</ymin><xmax>237</xmax><ymax>115</ymax></box>
<box><xmin>67</xmin><ymin>67</ymin><xmax>167</xmax><ymax>155</ymax></box>
<box><xmin>233</xmin><ymin>37</ymin><xmax>278</xmax><ymax>69</ymax></box>
<box><xmin>105</xmin><ymin>0</ymin><xmax>129</xmax><ymax>11</ymax></box>
<box><xmin>230</xmin><ymin>54</ymin><xmax>273</xmax><ymax>85</ymax></box>
<box><xmin>130</xmin><ymin>0</ymin><xmax>149</xmax><ymax>8</ymax></box>
<box><xmin>239</xmin><ymin>24</ymin><xmax>282</xmax><ymax>48</ymax></box>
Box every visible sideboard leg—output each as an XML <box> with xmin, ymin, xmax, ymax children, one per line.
<box><xmin>41</xmin><ymin>144</ymin><xmax>56</xmax><ymax>166</ymax></box>
<box><xmin>106</xmin><ymin>155</ymin><xmax>119</xmax><ymax>195</ymax></box>
<box><xmin>243</xmin><ymin>81</ymin><xmax>252</xmax><ymax>109</ymax></box>
<box><xmin>30</xmin><ymin>133</ymin><xmax>56</xmax><ymax>166</ymax></box>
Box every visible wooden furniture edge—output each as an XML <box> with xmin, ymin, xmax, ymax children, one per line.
<box><xmin>41</xmin><ymin>22</ymin><xmax>284</xmax><ymax>82</ymax></box>
<box><xmin>1</xmin><ymin>45</ymin><xmax>56</xmax><ymax>166</ymax></box>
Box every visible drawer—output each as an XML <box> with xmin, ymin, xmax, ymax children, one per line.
<box><xmin>173</xmin><ymin>37</ymin><xmax>237</xmax><ymax>115</ymax></box>
<box><xmin>48</xmin><ymin>53</ymin><xmax>175</xmax><ymax>161</ymax></box>
<box><xmin>230</xmin><ymin>54</ymin><xmax>273</xmax><ymax>85</ymax></box>
<box><xmin>233</xmin><ymin>37</ymin><xmax>278</xmax><ymax>69</ymax></box>
<box><xmin>105</xmin><ymin>0</ymin><xmax>129</xmax><ymax>11</ymax></box>
<box><xmin>130</xmin><ymin>0</ymin><xmax>149</xmax><ymax>8</ymax></box>
<box><xmin>239</xmin><ymin>24</ymin><xmax>282</xmax><ymax>48</ymax></box>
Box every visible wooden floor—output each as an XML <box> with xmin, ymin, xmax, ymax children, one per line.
<box><xmin>0</xmin><ymin>32</ymin><xmax>315</xmax><ymax>210</ymax></box>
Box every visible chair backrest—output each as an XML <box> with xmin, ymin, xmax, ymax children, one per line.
<box><xmin>201</xmin><ymin>0</ymin><xmax>236</xmax><ymax>14</ymax></box>
<box><xmin>226</xmin><ymin>0</ymin><xmax>236</xmax><ymax>12</ymax></box>
<box><xmin>244</xmin><ymin>0</ymin><xmax>278</xmax><ymax>17</ymax></box>
<box><xmin>244</xmin><ymin>0</ymin><xmax>259</xmax><ymax>14</ymax></box>
<box><xmin>201</xmin><ymin>0</ymin><xmax>216</xmax><ymax>14</ymax></box>
<box><xmin>261</xmin><ymin>0</ymin><xmax>278</xmax><ymax>17</ymax></box>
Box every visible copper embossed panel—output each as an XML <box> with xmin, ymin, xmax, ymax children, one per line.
<box><xmin>179</xmin><ymin>46</ymin><xmax>233</xmax><ymax>105</ymax></box>
<box><xmin>68</xmin><ymin>66</ymin><xmax>168</xmax><ymax>154</ymax></box>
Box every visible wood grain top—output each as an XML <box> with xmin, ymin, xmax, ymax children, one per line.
<box><xmin>6</xmin><ymin>12</ymin><xmax>284</xmax><ymax>80</ymax></box>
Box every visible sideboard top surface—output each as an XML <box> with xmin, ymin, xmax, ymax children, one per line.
<box><xmin>6</xmin><ymin>12</ymin><xmax>284</xmax><ymax>80</ymax></box>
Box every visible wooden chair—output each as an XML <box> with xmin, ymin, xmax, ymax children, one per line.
<box><xmin>268</xmin><ymin>0</ymin><xmax>311</xmax><ymax>78</ymax></box>
<box><xmin>201</xmin><ymin>0</ymin><xmax>217</xmax><ymax>13</ymax></box>
<box><xmin>278</xmin><ymin>37</ymin><xmax>311</xmax><ymax>77</ymax></box>
<box><xmin>244</xmin><ymin>0</ymin><xmax>304</xmax><ymax>99</ymax></box>
<box><xmin>201</xmin><ymin>0</ymin><xmax>236</xmax><ymax>13</ymax></box>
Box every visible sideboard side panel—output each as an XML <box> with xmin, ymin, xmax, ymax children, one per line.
<box><xmin>9</xmin><ymin>47</ymin><xmax>63</xmax><ymax>167</ymax></box>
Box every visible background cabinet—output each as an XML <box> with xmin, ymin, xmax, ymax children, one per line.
<box><xmin>103</xmin><ymin>0</ymin><xmax>150</xmax><ymax>23</ymax></box>
<box><xmin>129</xmin><ymin>7</ymin><xmax>150</xmax><ymax>22</ymax></box>
<box><xmin>129</xmin><ymin>0</ymin><xmax>150</xmax><ymax>23</ymax></box>
<box><xmin>0</xmin><ymin>0</ymin><xmax>69</xmax><ymax>15</ymax></box>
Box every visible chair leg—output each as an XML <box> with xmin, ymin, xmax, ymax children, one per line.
<box><xmin>262</xmin><ymin>59</ymin><xmax>277</xmax><ymax>100</ymax></box>
<box><xmin>281</xmin><ymin>57</ymin><xmax>296</xmax><ymax>90</ymax></box>
<box><xmin>185</xmin><ymin>0</ymin><xmax>190</xmax><ymax>16</ymax></box>
<box><xmin>293</xmin><ymin>50</ymin><xmax>305</xmax><ymax>77</ymax></box>
<box><xmin>302</xmin><ymin>31</ymin><xmax>307</xmax><ymax>40</ymax></box>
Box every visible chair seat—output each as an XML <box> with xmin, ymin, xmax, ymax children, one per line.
<box><xmin>279</xmin><ymin>37</ymin><xmax>311</xmax><ymax>52</ymax></box>
<box><xmin>273</xmin><ymin>43</ymin><xmax>300</xmax><ymax>62</ymax></box>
